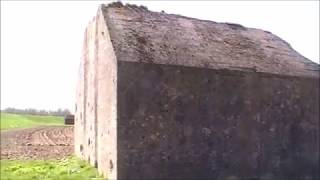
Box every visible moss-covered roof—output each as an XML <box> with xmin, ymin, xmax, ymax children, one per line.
<box><xmin>100</xmin><ymin>2</ymin><xmax>319</xmax><ymax>77</ymax></box>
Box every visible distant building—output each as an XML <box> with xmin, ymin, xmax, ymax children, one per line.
<box><xmin>64</xmin><ymin>114</ymin><xmax>74</xmax><ymax>125</ymax></box>
<box><xmin>74</xmin><ymin>2</ymin><xmax>319</xmax><ymax>180</ymax></box>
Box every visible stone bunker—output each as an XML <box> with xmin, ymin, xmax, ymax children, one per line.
<box><xmin>74</xmin><ymin>2</ymin><xmax>319</xmax><ymax>180</ymax></box>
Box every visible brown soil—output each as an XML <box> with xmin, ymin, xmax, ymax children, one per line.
<box><xmin>0</xmin><ymin>126</ymin><xmax>74</xmax><ymax>160</ymax></box>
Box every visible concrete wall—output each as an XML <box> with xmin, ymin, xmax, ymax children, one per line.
<box><xmin>96</xmin><ymin>8</ymin><xmax>118</xmax><ymax>180</ymax></box>
<box><xmin>117</xmin><ymin>61</ymin><xmax>319</xmax><ymax>180</ymax></box>
<box><xmin>85</xmin><ymin>17</ymin><xmax>98</xmax><ymax>167</ymax></box>
<box><xmin>75</xmin><ymin>8</ymin><xmax>117</xmax><ymax>180</ymax></box>
<box><xmin>74</xmin><ymin>19</ymin><xmax>87</xmax><ymax>158</ymax></box>
<box><xmin>75</xmin><ymin>15</ymin><xmax>97</xmax><ymax>166</ymax></box>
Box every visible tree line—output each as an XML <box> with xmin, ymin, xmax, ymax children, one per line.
<box><xmin>1</xmin><ymin>107</ymin><xmax>71</xmax><ymax>116</ymax></box>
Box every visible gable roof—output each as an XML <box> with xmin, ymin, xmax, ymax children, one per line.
<box><xmin>100</xmin><ymin>3</ymin><xmax>319</xmax><ymax>78</ymax></box>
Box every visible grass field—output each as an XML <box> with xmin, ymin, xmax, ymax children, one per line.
<box><xmin>0</xmin><ymin>113</ymin><xmax>64</xmax><ymax>130</ymax></box>
<box><xmin>0</xmin><ymin>113</ymin><xmax>105</xmax><ymax>179</ymax></box>
<box><xmin>0</xmin><ymin>156</ymin><xmax>104</xmax><ymax>180</ymax></box>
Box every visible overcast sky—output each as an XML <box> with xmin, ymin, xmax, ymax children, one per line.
<box><xmin>1</xmin><ymin>1</ymin><xmax>319</xmax><ymax>112</ymax></box>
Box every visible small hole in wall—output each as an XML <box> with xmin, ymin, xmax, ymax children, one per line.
<box><xmin>109</xmin><ymin>160</ymin><xmax>114</xmax><ymax>172</ymax></box>
<box><xmin>101</xmin><ymin>31</ymin><xmax>104</xmax><ymax>35</ymax></box>
<box><xmin>88</xmin><ymin>139</ymin><xmax>91</xmax><ymax>145</ymax></box>
<box><xmin>80</xmin><ymin>144</ymin><xmax>83</xmax><ymax>152</ymax></box>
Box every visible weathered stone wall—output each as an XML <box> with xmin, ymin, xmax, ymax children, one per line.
<box><xmin>75</xmin><ymin>16</ymin><xmax>98</xmax><ymax>165</ymax></box>
<box><xmin>85</xmin><ymin>17</ymin><xmax>98</xmax><ymax>167</ymax></box>
<box><xmin>117</xmin><ymin>61</ymin><xmax>319</xmax><ymax>180</ymax></box>
<box><xmin>74</xmin><ymin>19</ymin><xmax>87</xmax><ymax>158</ymax></box>
<box><xmin>75</xmin><ymin>8</ymin><xmax>117</xmax><ymax>180</ymax></box>
<box><xmin>96</xmin><ymin>8</ymin><xmax>118</xmax><ymax>180</ymax></box>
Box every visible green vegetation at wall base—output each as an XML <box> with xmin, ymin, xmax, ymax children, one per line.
<box><xmin>0</xmin><ymin>156</ymin><xmax>105</xmax><ymax>180</ymax></box>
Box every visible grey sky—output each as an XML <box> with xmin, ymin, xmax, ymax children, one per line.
<box><xmin>1</xmin><ymin>1</ymin><xmax>319</xmax><ymax>112</ymax></box>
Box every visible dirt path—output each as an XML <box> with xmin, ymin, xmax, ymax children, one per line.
<box><xmin>0</xmin><ymin>126</ymin><xmax>74</xmax><ymax>160</ymax></box>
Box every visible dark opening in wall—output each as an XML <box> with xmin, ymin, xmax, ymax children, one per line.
<box><xmin>80</xmin><ymin>144</ymin><xmax>83</xmax><ymax>152</ymax></box>
<box><xmin>109</xmin><ymin>160</ymin><xmax>114</xmax><ymax>172</ymax></box>
<box><xmin>94</xmin><ymin>160</ymin><xmax>98</xmax><ymax>168</ymax></box>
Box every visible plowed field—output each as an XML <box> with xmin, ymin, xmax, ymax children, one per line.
<box><xmin>1</xmin><ymin>126</ymin><xmax>73</xmax><ymax>160</ymax></box>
